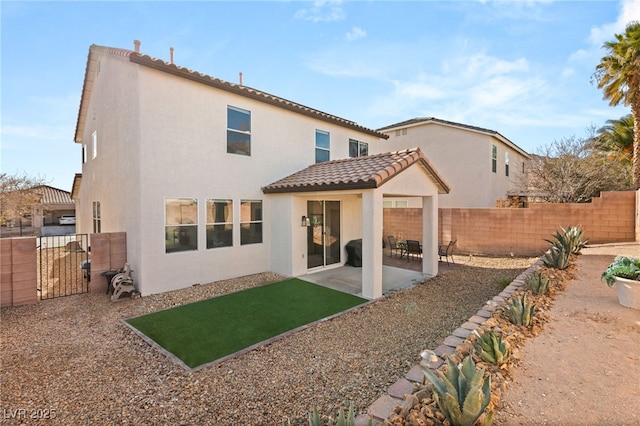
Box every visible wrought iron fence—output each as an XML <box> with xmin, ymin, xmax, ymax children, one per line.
<box><xmin>37</xmin><ymin>234</ymin><xmax>89</xmax><ymax>300</ymax></box>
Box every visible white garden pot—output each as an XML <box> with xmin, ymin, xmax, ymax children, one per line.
<box><xmin>614</xmin><ymin>276</ymin><xmax>640</xmax><ymax>309</ymax></box>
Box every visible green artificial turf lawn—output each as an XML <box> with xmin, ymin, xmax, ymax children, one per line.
<box><xmin>126</xmin><ymin>278</ymin><xmax>366</xmax><ymax>369</ymax></box>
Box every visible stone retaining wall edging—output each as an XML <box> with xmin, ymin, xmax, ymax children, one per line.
<box><xmin>358</xmin><ymin>259</ymin><xmax>545</xmax><ymax>426</ymax></box>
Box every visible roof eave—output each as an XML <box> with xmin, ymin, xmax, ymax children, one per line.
<box><xmin>263</xmin><ymin>180</ymin><xmax>378</xmax><ymax>194</ymax></box>
<box><xmin>129</xmin><ymin>53</ymin><xmax>388</xmax><ymax>140</ymax></box>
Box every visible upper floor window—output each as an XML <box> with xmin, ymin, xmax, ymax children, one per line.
<box><xmin>82</xmin><ymin>144</ymin><xmax>87</xmax><ymax>164</ymax></box>
<box><xmin>505</xmin><ymin>152</ymin><xmax>510</xmax><ymax>177</ymax></box>
<box><xmin>349</xmin><ymin>139</ymin><xmax>368</xmax><ymax>157</ymax></box>
<box><xmin>240</xmin><ymin>200</ymin><xmax>262</xmax><ymax>245</ymax></box>
<box><xmin>206</xmin><ymin>199</ymin><xmax>233</xmax><ymax>249</ymax></box>
<box><xmin>92</xmin><ymin>131</ymin><xmax>98</xmax><ymax>159</ymax></box>
<box><xmin>227</xmin><ymin>106</ymin><xmax>251</xmax><ymax>156</ymax></box>
<box><xmin>491</xmin><ymin>144</ymin><xmax>497</xmax><ymax>173</ymax></box>
<box><xmin>315</xmin><ymin>130</ymin><xmax>330</xmax><ymax>163</ymax></box>
<box><xmin>165</xmin><ymin>198</ymin><xmax>198</xmax><ymax>253</ymax></box>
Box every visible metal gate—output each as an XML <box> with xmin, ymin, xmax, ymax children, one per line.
<box><xmin>37</xmin><ymin>234</ymin><xmax>90</xmax><ymax>300</ymax></box>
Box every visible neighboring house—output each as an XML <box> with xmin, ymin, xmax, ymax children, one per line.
<box><xmin>32</xmin><ymin>185</ymin><xmax>76</xmax><ymax>227</ymax></box>
<box><xmin>0</xmin><ymin>185</ymin><xmax>74</xmax><ymax>229</ymax></box>
<box><xmin>377</xmin><ymin>117</ymin><xmax>531</xmax><ymax>208</ymax></box>
<box><xmin>72</xmin><ymin>43</ymin><xmax>449</xmax><ymax>299</ymax></box>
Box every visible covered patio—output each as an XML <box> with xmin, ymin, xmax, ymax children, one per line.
<box><xmin>263</xmin><ymin>148</ymin><xmax>450</xmax><ymax>300</ymax></box>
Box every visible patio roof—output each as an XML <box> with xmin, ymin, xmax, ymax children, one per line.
<box><xmin>262</xmin><ymin>147</ymin><xmax>450</xmax><ymax>194</ymax></box>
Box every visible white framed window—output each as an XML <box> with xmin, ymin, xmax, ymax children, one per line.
<box><xmin>505</xmin><ymin>152</ymin><xmax>510</xmax><ymax>176</ymax></box>
<box><xmin>240</xmin><ymin>200</ymin><xmax>262</xmax><ymax>245</ymax></box>
<box><xmin>315</xmin><ymin>130</ymin><xmax>330</xmax><ymax>163</ymax></box>
<box><xmin>83</xmin><ymin>144</ymin><xmax>87</xmax><ymax>164</ymax></box>
<box><xmin>491</xmin><ymin>144</ymin><xmax>497</xmax><ymax>173</ymax></box>
<box><xmin>349</xmin><ymin>139</ymin><xmax>368</xmax><ymax>157</ymax></box>
<box><xmin>92</xmin><ymin>201</ymin><xmax>101</xmax><ymax>233</ymax></box>
<box><xmin>383</xmin><ymin>200</ymin><xmax>408</xmax><ymax>208</ymax></box>
<box><xmin>227</xmin><ymin>106</ymin><xmax>251</xmax><ymax>156</ymax></box>
<box><xmin>92</xmin><ymin>131</ymin><xmax>98</xmax><ymax>159</ymax></box>
<box><xmin>206</xmin><ymin>199</ymin><xmax>233</xmax><ymax>248</ymax></box>
<box><xmin>165</xmin><ymin>198</ymin><xmax>198</xmax><ymax>253</ymax></box>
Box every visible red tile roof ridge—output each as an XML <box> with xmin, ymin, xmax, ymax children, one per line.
<box><xmin>262</xmin><ymin>147</ymin><xmax>450</xmax><ymax>194</ymax></box>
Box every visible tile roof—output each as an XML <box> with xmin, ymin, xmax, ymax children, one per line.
<box><xmin>377</xmin><ymin>116</ymin><xmax>530</xmax><ymax>158</ymax></box>
<box><xmin>377</xmin><ymin>116</ymin><xmax>499</xmax><ymax>135</ymax></box>
<box><xmin>33</xmin><ymin>185</ymin><xmax>74</xmax><ymax>205</ymax></box>
<box><xmin>262</xmin><ymin>148</ymin><xmax>450</xmax><ymax>194</ymax></box>
<box><xmin>75</xmin><ymin>44</ymin><xmax>388</xmax><ymax>142</ymax></box>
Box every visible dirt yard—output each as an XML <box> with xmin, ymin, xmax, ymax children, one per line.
<box><xmin>494</xmin><ymin>244</ymin><xmax>640</xmax><ymax>425</ymax></box>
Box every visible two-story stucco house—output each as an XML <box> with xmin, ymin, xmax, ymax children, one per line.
<box><xmin>72</xmin><ymin>43</ymin><xmax>449</xmax><ymax>299</ymax></box>
<box><xmin>377</xmin><ymin>117</ymin><xmax>531</xmax><ymax>208</ymax></box>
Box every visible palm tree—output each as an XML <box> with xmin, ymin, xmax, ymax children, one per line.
<box><xmin>593</xmin><ymin>21</ymin><xmax>640</xmax><ymax>188</ymax></box>
<box><xmin>596</xmin><ymin>114</ymin><xmax>635</xmax><ymax>164</ymax></box>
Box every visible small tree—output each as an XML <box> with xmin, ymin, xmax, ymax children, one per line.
<box><xmin>517</xmin><ymin>133</ymin><xmax>631</xmax><ymax>203</ymax></box>
<box><xmin>0</xmin><ymin>173</ymin><xmax>48</xmax><ymax>226</ymax></box>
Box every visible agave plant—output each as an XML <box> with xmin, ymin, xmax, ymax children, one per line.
<box><xmin>422</xmin><ymin>356</ymin><xmax>493</xmax><ymax>426</ymax></box>
<box><xmin>307</xmin><ymin>403</ymin><xmax>371</xmax><ymax>426</ymax></box>
<box><xmin>526</xmin><ymin>272</ymin><xmax>550</xmax><ymax>295</ymax></box>
<box><xmin>564</xmin><ymin>225</ymin><xmax>589</xmax><ymax>254</ymax></box>
<box><xmin>542</xmin><ymin>245</ymin><xmax>570</xmax><ymax>270</ymax></box>
<box><xmin>544</xmin><ymin>225</ymin><xmax>589</xmax><ymax>257</ymax></box>
<box><xmin>504</xmin><ymin>293</ymin><xmax>535</xmax><ymax>326</ymax></box>
<box><xmin>475</xmin><ymin>330</ymin><xmax>510</xmax><ymax>366</ymax></box>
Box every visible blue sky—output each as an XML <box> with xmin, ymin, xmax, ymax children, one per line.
<box><xmin>2</xmin><ymin>0</ymin><xmax>638</xmax><ymax>191</ymax></box>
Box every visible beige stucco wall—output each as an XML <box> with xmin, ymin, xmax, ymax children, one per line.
<box><xmin>76</xmin><ymin>50</ymin><xmax>387</xmax><ymax>295</ymax></box>
<box><xmin>378</xmin><ymin>122</ymin><xmax>529</xmax><ymax>208</ymax></box>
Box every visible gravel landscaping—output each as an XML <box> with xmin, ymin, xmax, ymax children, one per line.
<box><xmin>1</xmin><ymin>256</ymin><xmax>536</xmax><ymax>425</ymax></box>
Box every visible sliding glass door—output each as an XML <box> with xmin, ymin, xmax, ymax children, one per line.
<box><xmin>307</xmin><ymin>201</ymin><xmax>341</xmax><ymax>269</ymax></box>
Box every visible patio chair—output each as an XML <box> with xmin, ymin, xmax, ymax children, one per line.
<box><xmin>406</xmin><ymin>240</ymin><xmax>422</xmax><ymax>261</ymax></box>
<box><xmin>438</xmin><ymin>240</ymin><xmax>457</xmax><ymax>265</ymax></box>
<box><xmin>387</xmin><ymin>236</ymin><xmax>404</xmax><ymax>258</ymax></box>
<box><xmin>110</xmin><ymin>263</ymin><xmax>139</xmax><ymax>302</ymax></box>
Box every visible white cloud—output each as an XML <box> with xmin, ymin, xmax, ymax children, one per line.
<box><xmin>591</xmin><ymin>0</ymin><xmax>640</xmax><ymax>45</ymax></box>
<box><xmin>463</xmin><ymin>54</ymin><xmax>529</xmax><ymax>78</ymax></box>
<box><xmin>294</xmin><ymin>0</ymin><xmax>345</xmax><ymax>23</ymax></box>
<box><xmin>345</xmin><ymin>26</ymin><xmax>366</xmax><ymax>41</ymax></box>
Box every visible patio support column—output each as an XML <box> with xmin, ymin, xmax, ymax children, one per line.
<box><xmin>422</xmin><ymin>195</ymin><xmax>438</xmax><ymax>277</ymax></box>
<box><xmin>362</xmin><ymin>189</ymin><xmax>383</xmax><ymax>299</ymax></box>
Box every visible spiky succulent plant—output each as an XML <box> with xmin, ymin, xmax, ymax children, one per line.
<box><xmin>476</xmin><ymin>330</ymin><xmax>510</xmax><ymax>366</ymax></box>
<box><xmin>542</xmin><ymin>245</ymin><xmax>570</xmax><ymax>270</ymax></box>
<box><xmin>422</xmin><ymin>356</ymin><xmax>493</xmax><ymax>426</ymax></box>
<box><xmin>504</xmin><ymin>293</ymin><xmax>535</xmax><ymax>326</ymax></box>
<box><xmin>526</xmin><ymin>272</ymin><xmax>550</xmax><ymax>295</ymax></box>
<box><xmin>307</xmin><ymin>403</ymin><xmax>371</xmax><ymax>426</ymax></box>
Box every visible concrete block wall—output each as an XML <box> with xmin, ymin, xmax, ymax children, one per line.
<box><xmin>449</xmin><ymin>191</ymin><xmax>636</xmax><ymax>256</ymax></box>
<box><xmin>383</xmin><ymin>208</ymin><xmax>423</xmax><ymax>243</ymax></box>
<box><xmin>0</xmin><ymin>237</ymin><xmax>38</xmax><ymax>307</ymax></box>
<box><xmin>383</xmin><ymin>191</ymin><xmax>637</xmax><ymax>257</ymax></box>
<box><xmin>89</xmin><ymin>232</ymin><xmax>127</xmax><ymax>293</ymax></box>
